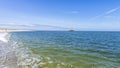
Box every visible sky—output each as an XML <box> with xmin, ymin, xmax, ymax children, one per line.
<box><xmin>0</xmin><ymin>0</ymin><xmax>120</xmax><ymax>31</ymax></box>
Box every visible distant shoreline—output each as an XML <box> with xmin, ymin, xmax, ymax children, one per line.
<box><xmin>0</xmin><ymin>29</ymin><xmax>31</xmax><ymax>32</ymax></box>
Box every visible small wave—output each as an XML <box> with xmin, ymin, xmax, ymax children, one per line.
<box><xmin>0</xmin><ymin>33</ymin><xmax>8</xmax><ymax>42</ymax></box>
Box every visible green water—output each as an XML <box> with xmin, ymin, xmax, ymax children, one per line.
<box><xmin>8</xmin><ymin>31</ymin><xmax>120</xmax><ymax>68</ymax></box>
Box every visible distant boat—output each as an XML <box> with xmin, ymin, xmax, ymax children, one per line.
<box><xmin>69</xmin><ymin>29</ymin><xmax>74</xmax><ymax>32</ymax></box>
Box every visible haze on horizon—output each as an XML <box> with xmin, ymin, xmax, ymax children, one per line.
<box><xmin>0</xmin><ymin>0</ymin><xmax>120</xmax><ymax>31</ymax></box>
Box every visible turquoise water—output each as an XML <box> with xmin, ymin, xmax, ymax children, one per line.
<box><xmin>8</xmin><ymin>31</ymin><xmax>120</xmax><ymax>68</ymax></box>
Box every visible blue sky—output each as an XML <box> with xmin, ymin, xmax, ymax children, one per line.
<box><xmin>0</xmin><ymin>0</ymin><xmax>120</xmax><ymax>31</ymax></box>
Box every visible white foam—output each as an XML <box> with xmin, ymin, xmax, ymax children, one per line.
<box><xmin>0</xmin><ymin>33</ymin><xmax>8</xmax><ymax>42</ymax></box>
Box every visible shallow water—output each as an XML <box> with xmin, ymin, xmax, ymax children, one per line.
<box><xmin>0</xmin><ymin>33</ymin><xmax>18</xmax><ymax>68</ymax></box>
<box><xmin>1</xmin><ymin>31</ymin><xmax>120</xmax><ymax>68</ymax></box>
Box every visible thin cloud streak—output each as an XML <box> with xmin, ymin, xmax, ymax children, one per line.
<box><xmin>70</xmin><ymin>11</ymin><xmax>79</xmax><ymax>14</ymax></box>
<box><xmin>106</xmin><ymin>7</ymin><xmax>120</xmax><ymax>14</ymax></box>
<box><xmin>89</xmin><ymin>6</ymin><xmax>120</xmax><ymax>21</ymax></box>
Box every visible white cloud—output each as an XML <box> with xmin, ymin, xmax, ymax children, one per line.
<box><xmin>0</xmin><ymin>23</ymin><xmax>70</xmax><ymax>30</ymax></box>
<box><xmin>0</xmin><ymin>23</ymin><xmax>35</xmax><ymax>27</ymax></box>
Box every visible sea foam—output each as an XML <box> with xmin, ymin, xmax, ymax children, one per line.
<box><xmin>0</xmin><ymin>33</ymin><xmax>8</xmax><ymax>42</ymax></box>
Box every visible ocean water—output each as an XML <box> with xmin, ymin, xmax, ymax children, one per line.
<box><xmin>1</xmin><ymin>31</ymin><xmax>120</xmax><ymax>68</ymax></box>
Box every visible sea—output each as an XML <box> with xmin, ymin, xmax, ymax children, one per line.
<box><xmin>0</xmin><ymin>31</ymin><xmax>120</xmax><ymax>68</ymax></box>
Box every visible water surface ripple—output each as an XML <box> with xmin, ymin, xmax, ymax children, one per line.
<box><xmin>7</xmin><ymin>31</ymin><xmax>120</xmax><ymax>68</ymax></box>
